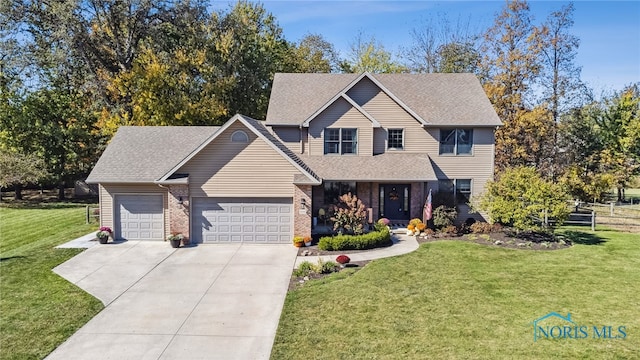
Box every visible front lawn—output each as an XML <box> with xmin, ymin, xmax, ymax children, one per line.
<box><xmin>0</xmin><ymin>204</ymin><xmax>103</xmax><ymax>360</ymax></box>
<box><xmin>272</xmin><ymin>227</ymin><xmax>640</xmax><ymax>359</ymax></box>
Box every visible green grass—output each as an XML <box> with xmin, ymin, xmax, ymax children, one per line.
<box><xmin>0</xmin><ymin>204</ymin><xmax>103</xmax><ymax>360</ymax></box>
<box><xmin>272</xmin><ymin>227</ymin><xmax>640</xmax><ymax>359</ymax></box>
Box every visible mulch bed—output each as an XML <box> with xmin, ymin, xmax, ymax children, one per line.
<box><xmin>289</xmin><ymin>229</ymin><xmax>571</xmax><ymax>291</ymax></box>
<box><xmin>416</xmin><ymin>229</ymin><xmax>572</xmax><ymax>250</ymax></box>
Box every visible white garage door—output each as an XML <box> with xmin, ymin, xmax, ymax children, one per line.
<box><xmin>192</xmin><ymin>198</ymin><xmax>292</xmax><ymax>243</ymax></box>
<box><xmin>115</xmin><ymin>194</ymin><xmax>164</xmax><ymax>240</ymax></box>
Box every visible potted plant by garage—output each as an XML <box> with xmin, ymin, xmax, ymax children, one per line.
<box><xmin>167</xmin><ymin>233</ymin><xmax>184</xmax><ymax>248</ymax></box>
<box><xmin>303</xmin><ymin>236</ymin><xmax>312</xmax><ymax>247</ymax></box>
<box><xmin>96</xmin><ymin>226</ymin><xmax>112</xmax><ymax>244</ymax></box>
<box><xmin>293</xmin><ymin>236</ymin><xmax>305</xmax><ymax>248</ymax></box>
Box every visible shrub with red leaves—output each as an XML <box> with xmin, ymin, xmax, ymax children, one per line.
<box><xmin>336</xmin><ymin>254</ymin><xmax>351</xmax><ymax>264</ymax></box>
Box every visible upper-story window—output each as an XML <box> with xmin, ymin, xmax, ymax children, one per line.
<box><xmin>387</xmin><ymin>129</ymin><xmax>404</xmax><ymax>150</ymax></box>
<box><xmin>439</xmin><ymin>128</ymin><xmax>473</xmax><ymax>155</ymax></box>
<box><xmin>324</xmin><ymin>128</ymin><xmax>357</xmax><ymax>155</ymax></box>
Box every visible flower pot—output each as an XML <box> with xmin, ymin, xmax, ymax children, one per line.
<box><xmin>294</xmin><ymin>242</ymin><xmax>304</xmax><ymax>248</ymax></box>
<box><xmin>98</xmin><ymin>236</ymin><xmax>108</xmax><ymax>244</ymax></box>
<box><xmin>169</xmin><ymin>239</ymin><xmax>181</xmax><ymax>248</ymax></box>
<box><xmin>305</xmin><ymin>242</ymin><xmax>312</xmax><ymax>247</ymax></box>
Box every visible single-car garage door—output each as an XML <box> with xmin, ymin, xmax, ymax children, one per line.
<box><xmin>115</xmin><ymin>194</ymin><xmax>164</xmax><ymax>240</ymax></box>
<box><xmin>192</xmin><ymin>198</ymin><xmax>292</xmax><ymax>243</ymax></box>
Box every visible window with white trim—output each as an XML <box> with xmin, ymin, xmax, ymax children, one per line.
<box><xmin>438</xmin><ymin>179</ymin><xmax>472</xmax><ymax>204</ymax></box>
<box><xmin>324</xmin><ymin>128</ymin><xmax>357</xmax><ymax>154</ymax></box>
<box><xmin>231</xmin><ymin>130</ymin><xmax>249</xmax><ymax>142</ymax></box>
<box><xmin>387</xmin><ymin>129</ymin><xmax>404</xmax><ymax>150</ymax></box>
<box><xmin>439</xmin><ymin>128</ymin><xmax>473</xmax><ymax>155</ymax></box>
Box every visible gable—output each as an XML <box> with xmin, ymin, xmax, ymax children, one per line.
<box><xmin>177</xmin><ymin>121</ymin><xmax>309</xmax><ymax>197</ymax></box>
<box><xmin>306</xmin><ymin>98</ymin><xmax>374</xmax><ymax>156</ymax></box>
<box><xmin>265</xmin><ymin>73</ymin><xmax>502</xmax><ymax>128</ymax></box>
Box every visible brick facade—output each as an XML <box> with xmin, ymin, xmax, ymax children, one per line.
<box><xmin>168</xmin><ymin>184</ymin><xmax>190</xmax><ymax>244</ymax></box>
<box><xmin>293</xmin><ymin>184</ymin><xmax>312</xmax><ymax>238</ymax></box>
<box><xmin>410</xmin><ymin>182</ymin><xmax>425</xmax><ymax>220</ymax></box>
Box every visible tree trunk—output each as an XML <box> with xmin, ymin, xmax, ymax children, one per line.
<box><xmin>58</xmin><ymin>182</ymin><xmax>66</xmax><ymax>200</ymax></box>
<box><xmin>14</xmin><ymin>184</ymin><xmax>23</xmax><ymax>200</ymax></box>
<box><xmin>617</xmin><ymin>186</ymin><xmax>623</xmax><ymax>203</ymax></box>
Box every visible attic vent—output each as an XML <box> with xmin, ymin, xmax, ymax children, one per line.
<box><xmin>231</xmin><ymin>130</ymin><xmax>249</xmax><ymax>143</ymax></box>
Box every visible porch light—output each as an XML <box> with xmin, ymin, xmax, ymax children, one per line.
<box><xmin>178</xmin><ymin>196</ymin><xmax>184</xmax><ymax>205</ymax></box>
<box><xmin>300</xmin><ymin>198</ymin><xmax>307</xmax><ymax>208</ymax></box>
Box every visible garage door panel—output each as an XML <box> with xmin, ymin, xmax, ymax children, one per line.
<box><xmin>115</xmin><ymin>195</ymin><xmax>164</xmax><ymax>241</ymax></box>
<box><xmin>193</xmin><ymin>198</ymin><xmax>292</xmax><ymax>244</ymax></box>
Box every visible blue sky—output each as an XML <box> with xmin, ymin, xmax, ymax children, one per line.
<box><xmin>214</xmin><ymin>1</ymin><xmax>640</xmax><ymax>95</ymax></box>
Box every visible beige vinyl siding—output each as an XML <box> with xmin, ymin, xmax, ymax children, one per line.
<box><xmin>428</xmin><ymin>127</ymin><xmax>496</xmax><ymax>199</ymax></box>
<box><xmin>308</xmin><ymin>98</ymin><xmax>373</xmax><ymax>156</ymax></box>
<box><xmin>271</xmin><ymin>126</ymin><xmax>302</xmax><ymax>153</ymax></box>
<box><xmin>307</xmin><ymin>97</ymin><xmax>373</xmax><ymax>155</ymax></box>
<box><xmin>348</xmin><ymin>78</ymin><xmax>433</xmax><ymax>153</ymax></box>
<box><xmin>178</xmin><ymin>122</ymin><xmax>303</xmax><ymax>197</ymax></box>
<box><xmin>99</xmin><ymin>183</ymin><xmax>169</xmax><ymax>234</ymax></box>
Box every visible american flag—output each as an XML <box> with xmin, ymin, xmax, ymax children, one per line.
<box><xmin>423</xmin><ymin>189</ymin><xmax>433</xmax><ymax>222</ymax></box>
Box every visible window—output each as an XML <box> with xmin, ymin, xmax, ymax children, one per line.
<box><xmin>387</xmin><ymin>129</ymin><xmax>404</xmax><ymax>150</ymax></box>
<box><xmin>439</xmin><ymin>129</ymin><xmax>473</xmax><ymax>155</ymax></box>
<box><xmin>231</xmin><ymin>130</ymin><xmax>249</xmax><ymax>143</ymax></box>
<box><xmin>324</xmin><ymin>182</ymin><xmax>357</xmax><ymax>204</ymax></box>
<box><xmin>438</xmin><ymin>179</ymin><xmax>471</xmax><ymax>205</ymax></box>
<box><xmin>324</xmin><ymin>128</ymin><xmax>357</xmax><ymax>154</ymax></box>
<box><xmin>456</xmin><ymin>179</ymin><xmax>472</xmax><ymax>204</ymax></box>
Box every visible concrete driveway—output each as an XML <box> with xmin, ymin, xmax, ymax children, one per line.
<box><xmin>47</xmin><ymin>241</ymin><xmax>298</xmax><ymax>360</ymax></box>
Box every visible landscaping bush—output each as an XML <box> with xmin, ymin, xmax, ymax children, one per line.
<box><xmin>336</xmin><ymin>254</ymin><xmax>351</xmax><ymax>264</ymax></box>
<box><xmin>469</xmin><ymin>222</ymin><xmax>504</xmax><ymax>234</ymax></box>
<box><xmin>330</xmin><ymin>193</ymin><xmax>367</xmax><ymax>234</ymax></box>
<box><xmin>313</xmin><ymin>259</ymin><xmax>339</xmax><ymax>274</ymax></box>
<box><xmin>293</xmin><ymin>261</ymin><xmax>314</xmax><ymax>277</ymax></box>
<box><xmin>470</xmin><ymin>222</ymin><xmax>494</xmax><ymax>234</ymax></box>
<box><xmin>318</xmin><ymin>227</ymin><xmax>392</xmax><ymax>251</ymax></box>
<box><xmin>440</xmin><ymin>225</ymin><xmax>458</xmax><ymax>235</ymax></box>
<box><xmin>433</xmin><ymin>205</ymin><xmax>457</xmax><ymax>229</ymax></box>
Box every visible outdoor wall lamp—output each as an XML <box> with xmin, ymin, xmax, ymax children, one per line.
<box><xmin>300</xmin><ymin>198</ymin><xmax>307</xmax><ymax>208</ymax></box>
<box><xmin>178</xmin><ymin>196</ymin><xmax>184</xmax><ymax>205</ymax></box>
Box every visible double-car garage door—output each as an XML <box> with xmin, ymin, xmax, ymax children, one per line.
<box><xmin>192</xmin><ymin>198</ymin><xmax>292</xmax><ymax>243</ymax></box>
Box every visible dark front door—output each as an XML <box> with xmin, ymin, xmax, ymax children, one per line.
<box><xmin>381</xmin><ymin>184</ymin><xmax>410</xmax><ymax>220</ymax></box>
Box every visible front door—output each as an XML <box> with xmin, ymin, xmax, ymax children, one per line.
<box><xmin>381</xmin><ymin>184</ymin><xmax>410</xmax><ymax>220</ymax></box>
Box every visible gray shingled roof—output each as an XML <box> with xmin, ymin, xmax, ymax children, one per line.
<box><xmin>265</xmin><ymin>73</ymin><xmax>502</xmax><ymax>127</ymax></box>
<box><xmin>86</xmin><ymin>126</ymin><xmax>219</xmax><ymax>183</ymax></box>
<box><xmin>299</xmin><ymin>153</ymin><xmax>437</xmax><ymax>181</ymax></box>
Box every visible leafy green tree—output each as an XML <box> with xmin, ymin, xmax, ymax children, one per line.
<box><xmin>558</xmin><ymin>86</ymin><xmax>640</xmax><ymax>201</ymax></box>
<box><xmin>478</xmin><ymin>166</ymin><xmax>570</xmax><ymax>231</ymax></box>
<box><xmin>342</xmin><ymin>33</ymin><xmax>407</xmax><ymax>73</ymax></box>
<box><xmin>0</xmin><ymin>149</ymin><xmax>48</xmax><ymax>200</ymax></box>
<box><xmin>291</xmin><ymin>33</ymin><xmax>340</xmax><ymax>73</ymax></box>
<box><xmin>209</xmin><ymin>1</ymin><xmax>293</xmax><ymax>119</ymax></box>
<box><xmin>0</xmin><ymin>86</ymin><xmax>101</xmax><ymax>199</ymax></box>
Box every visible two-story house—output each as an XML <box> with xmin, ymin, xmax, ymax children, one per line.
<box><xmin>86</xmin><ymin>72</ymin><xmax>501</xmax><ymax>243</ymax></box>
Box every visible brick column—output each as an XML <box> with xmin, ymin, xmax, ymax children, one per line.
<box><xmin>293</xmin><ymin>184</ymin><xmax>312</xmax><ymax>238</ymax></box>
<box><xmin>371</xmin><ymin>182</ymin><xmax>380</xmax><ymax>221</ymax></box>
<box><xmin>168</xmin><ymin>184</ymin><xmax>190</xmax><ymax>244</ymax></box>
<box><xmin>410</xmin><ymin>182</ymin><xmax>425</xmax><ymax>220</ymax></box>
